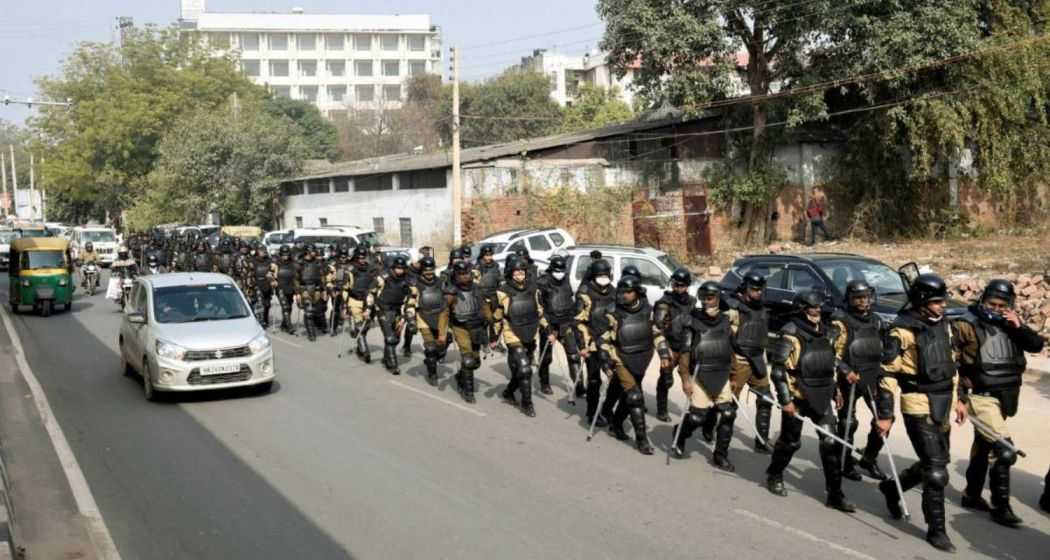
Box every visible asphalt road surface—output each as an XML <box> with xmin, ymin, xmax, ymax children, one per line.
<box><xmin>2</xmin><ymin>272</ymin><xmax>1049</xmax><ymax>560</ymax></box>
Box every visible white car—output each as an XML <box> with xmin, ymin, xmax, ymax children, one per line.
<box><xmin>471</xmin><ymin>228</ymin><xmax>574</xmax><ymax>264</ymax></box>
<box><xmin>70</xmin><ymin>226</ymin><xmax>120</xmax><ymax>266</ymax></box>
<box><xmin>118</xmin><ymin>272</ymin><xmax>276</xmax><ymax>401</ymax></box>
<box><xmin>560</xmin><ymin>244</ymin><xmax>700</xmax><ymax>304</ymax></box>
<box><xmin>0</xmin><ymin>229</ymin><xmax>15</xmax><ymax>270</ymax></box>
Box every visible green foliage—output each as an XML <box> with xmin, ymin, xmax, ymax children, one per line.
<box><xmin>32</xmin><ymin>25</ymin><xmax>266</xmax><ymax>224</ymax></box>
<box><xmin>263</xmin><ymin>96</ymin><xmax>340</xmax><ymax>161</ymax></box>
<box><xmin>560</xmin><ymin>84</ymin><xmax>633</xmax><ymax>132</ymax></box>
<box><xmin>129</xmin><ymin>102</ymin><xmax>309</xmax><ymax>229</ymax></box>
<box><xmin>439</xmin><ymin>71</ymin><xmax>564</xmax><ymax>146</ymax></box>
<box><xmin>702</xmin><ymin>160</ymin><xmax>788</xmax><ymax>210</ymax></box>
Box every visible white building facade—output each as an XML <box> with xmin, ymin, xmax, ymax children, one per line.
<box><xmin>515</xmin><ymin>49</ymin><xmax>639</xmax><ymax>108</ymax></box>
<box><xmin>178</xmin><ymin>1</ymin><xmax>442</xmax><ymax>118</ymax></box>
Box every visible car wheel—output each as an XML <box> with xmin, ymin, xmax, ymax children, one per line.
<box><xmin>255</xmin><ymin>381</ymin><xmax>274</xmax><ymax>395</ymax></box>
<box><xmin>9</xmin><ymin>301</ymin><xmax>19</xmax><ymax>315</ymax></box>
<box><xmin>119</xmin><ymin>339</ymin><xmax>135</xmax><ymax>376</ymax></box>
<box><xmin>142</xmin><ymin>359</ymin><xmax>158</xmax><ymax>402</ymax></box>
<box><xmin>40</xmin><ymin>300</ymin><xmax>52</xmax><ymax>317</ymax></box>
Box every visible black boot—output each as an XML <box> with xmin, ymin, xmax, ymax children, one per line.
<box><xmin>356</xmin><ymin>331</ymin><xmax>371</xmax><ymax>363</ymax></box>
<box><xmin>460</xmin><ymin>369</ymin><xmax>476</xmax><ymax>403</ymax></box>
<box><xmin>672</xmin><ymin>409</ymin><xmax>703</xmax><ymax>457</ymax></box>
<box><xmin>819</xmin><ymin>440</ymin><xmax>854</xmax><ymax>512</ymax></box>
<box><xmin>766</xmin><ymin>474</ymin><xmax>787</xmax><ymax>497</ymax></box>
<box><xmin>383</xmin><ymin>345</ymin><xmax>400</xmax><ymax>375</ymax></box>
<box><xmin>765</xmin><ymin>441</ymin><xmax>796</xmax><ymax>497</ymax></box>
<box><xmin>878</xmin><ymin>480</ymin><xmax>904</xmax><ymax>520</ymax></box>
<box><xmin>425</xmin><ymin>357</ymin><xmax>438</xmax><ymax>386</ymax></box>
<box><xmin>519</xmin><ymin>375</ymin><xmax>536</xmax><ymax>417</ymax></box>
<box><xmin>701</xmin><ymin>407</ymin><xmax>717</xmax><ymax>443</ymax></box>
<box><xmin>965</xmin><ymin>436</ymin><xmax>992</xmax><ymax>505</ymax></box>
<box><xmin>538</xmin><ymin>365</ymin><xmax>553</xmax><ymax>395</ymax></box>
<box><xmin>857</xmin><ymin>455</ymin><xmax>888</xmax><ymax>481</ymax></box>
<box><xmin>754</xmin><ymin>398</ymin><xmax>773</xmax><ymax>454</ymax></box>
<box><xmin>502</xmin><ymin>378</ymin><xmax>518</xmax><ymax>405</ymax></box>
<box><xmin>655</xmin><ymin>368</ymin><xmax>673</xmax><ymax>422</ymax></box>
<box><xmin>609</xmin><ymin>401</ymin><xmax>630</xmax><ymax>440</ymax></box>
<box><xmin>628</xmin><ymin>406</ymin><xmax>653</xmax><ymax>455</ymax></box>
<box><xmin>570</xmin><ymin>362</ymin><xmax>586</xmax><ymax>398</ymax></box>
<box><xmin>989</xmin><ymin>463</ymin><xmax>1022</xmax><ymax>527</ymax></box>
<box><xmin>923</xmin><ymin>486</ymin><xmax>955</xmax><ymax>553</ymax></box>
<box><xmin>1040</xmin><ymin>490</ymin><xmax>1050</xmax><ymax>513</ymax></box>
<box><xmin>712</xmin><ymin>414</ymin><xmax>735</xmax><ymax>472</ymax></box>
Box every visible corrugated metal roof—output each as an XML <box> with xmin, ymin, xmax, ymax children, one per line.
<box><xmin>196</xmin><ymin>13</ymin><xmax>433</xmax><ymax>32</ymax></box>
<box><xmin>288</xmin><ymin>113</ymin><xmax>700</xmax><ymax>182</ymax></box>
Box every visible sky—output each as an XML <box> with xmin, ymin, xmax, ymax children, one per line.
<box><xmin>0</xmin><ymin>0</ymin><xmax>606</xmax><ymax>125</ymax></box>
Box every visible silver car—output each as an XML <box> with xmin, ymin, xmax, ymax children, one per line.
<box><xmin>118</xmin><ymin>272</ymin><xmax>276</xmax><ymax>401</ymax></box>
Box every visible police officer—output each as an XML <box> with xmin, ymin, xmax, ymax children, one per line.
<box><xmin>327</xmin><ymin>246</ymin><xmax>353</xmax><ymax>337</ymax></box>
<box><xmin>537</xmin><ymin>255</ymin><xmax>583</xmax><ymax>397</ymax></box>
<box><xmin>832</xmin><ymin>280</ymin><xmax>890</xmax><ymax>482</ymax></box>
<box><xmin>216</xmin><ymin>239</ymin><xmax>237</xmax><ymax>276</ymax></box>
<box><xmin>440</xmin><ymin>247</ymin><xmax>468</xmax><ymax>287</ymax></box>
<box><xmin>653</xmin><ymin>268</ymin><xmax>695</xmax><ymax>422</ymax></box>
<box><xmin>401</xmin><ymin>247</ymin><xmax>432</xmax><ymax>356</ymax></box>
<box><xmin>248</xmin><ymin>245</ymin><xmax>276</xmax><ymax>328</ymax></box>
<box><xmin>191</xmin><ymin>240</ymin><xmax>215</xmax><ymax>272</ymax></box>
<box><xmin>345</xmin><ymin>247</ymin><xmax>378</xmax><ymax>362</ymax></box>
<box><xmin>574</xmin><ymin>258</ymin><xmax>617</xmax><ymax>425</ymax></box>
<box><xmin>875</xmin><ymin>274</ymin><xmax>966</xmax><ymax>553</ymax></box>
<box><xmin>512</xmin><ymin>246</ymin><xmax>539</xmax><ymax>284</ymax></box>
<box><xmin>235</xmin><ymin>241</ymin><xmax>253</xmax><ymax>290</ymax></box>
<box><xmin>371</xmin><ymin>256</ymin><xmax>416</xmax><ymax>375</ymax></box>
<box><xmin>476</xmin><ymin>245</ymin><xmax>504</xmax><ymax>353</ymax></box>
<box><xmin>493</xmin><ymin>256</ymin><xmax>551</xmax><ymax>417</ymax></box>
<box><xmin>954</xmin><ymin>279</ymin><xmax>1044</xmax><ymax>527</ymax></box>
<box><xmin>410</xmin><ymin>257</ymin><xmax>448</xmax><ymax>386</ymax></box>
<box><xmin>296</xmin><ymin>244</ymin><xmax>327</xmax><ymax>341</ymax></box>
<box><xmin>440</xmin><ymin>261</ymin><xmax>493</xmax><ymax>403</ymax></box>
<box><xmin>765</xmin><ymin>290</ymin><xmax>855</xmax><ymax>513</ymax></box>
<box><xmin>720</xmin><ymin>272</ymin><xmax>774</xmax><ymax>453</ymax></box>
<box><xmin>274</xmin><ymin>246</ymin><xmax>298</xmax><ymax>334</ymax></box>
<box><xmin>600</xmin><ymin>276</ymin><xmax>672</xmax><ymax>455</ymax></box>
<box><xmin>672</xmin><ymin>281</ymin><xmax>738</xmax><ymax>471</ymax></box>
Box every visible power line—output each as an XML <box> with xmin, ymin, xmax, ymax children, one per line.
<box><xmin>459</xmin><ymin>22</ymin><xmax>604</xmax><ymax>51</ymax></box>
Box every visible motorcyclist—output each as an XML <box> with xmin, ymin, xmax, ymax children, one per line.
<box><xmin>78</xmin><ymin>242</ymin><xmax>101</xmax><ymax>288</ymax></box>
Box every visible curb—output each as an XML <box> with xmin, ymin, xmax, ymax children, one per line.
<box><xmin>0</xmin><ymin>441</ymin><xmax>15</xmax><ymax>560</ymax></box>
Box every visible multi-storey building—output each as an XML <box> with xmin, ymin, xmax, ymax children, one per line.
<box><xmin>178</xmin><ymin>1</ymin><xmax>442</xmax><ymax>118</ymax></box>
<box><xmin>515</xmin><ymin>48</ymin><xmax>639</xmax><ymax>108</ymax></box>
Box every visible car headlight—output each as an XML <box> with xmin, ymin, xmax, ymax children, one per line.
<box><xmin>156</xmin><ymin>340</ymin><xmax>187</xmax><ymax>361</ymax></box>
<box><xmin>21</xmin><ymin>280</ymin><xmax>30</xmax><ymax>287</ymax></box>
<box><xmin>59</xmin><ymin>279</ymin><xmax>67</xmax><ymax>286</ymax></box>
<box><xmin>248</xmin><ymin>333</ymin><xmax>271</xmax><ymax>354</ymax></box>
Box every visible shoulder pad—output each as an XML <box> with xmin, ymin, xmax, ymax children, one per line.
<box><xmin>826</xmin><ymin>321</ymin><xmax>841</xmax><ymax>341</ymax></box>
<box><xmin>604</xmin><ymin>302</ymin><xmax>618</xmax><ymax>316</ymax></box>
<box><xmin>955</xmin><ymin>310</ymin><xmax>978</xmax><ymax>326</ymax></box>
<box><xmin>829</xmin><ymin>308</ymin><xmax>849</xmax><ymax>323</ymax></box>
<box><xmin>725</xmin><ymin>297</ymin><xmax>742</xmax><ymax>310</ymax></box>
<box><xmin>779</xmin><ymin>321</ymin><xmax>799</xmax><ymax>336</ymax></box>
<box><xmin>768</xmin><ymin>334</ymin><xmax>794</xmax><ymax>365</ymax></box>
<box><xmin>442</xmin><ymin>284</ymin><xmax>458</xmax><ymax>296</ymax></box>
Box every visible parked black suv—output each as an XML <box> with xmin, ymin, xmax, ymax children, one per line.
<box><xmin>720</xmin><ymin>253</ymin><xmax>965</xmax><ymax>325</ymax></box>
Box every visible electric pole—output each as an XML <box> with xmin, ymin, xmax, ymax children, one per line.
<box><xmin>1</xmin><ymin>151</ymin><xmax>7</xmax><ymax>218</ymax></box>
<box><xmin>9</xmin><ymin>145</ymin><xmax>18</xmax><ymax>218</ymax></box>
<box><xmin>450</xmin><ymin>46</ymin><xmax>462</xmax><ymax>247</ymax></box>
<box><xmin>29</xmin><ymin>151</ymin><xmax>36</xmax><ymax>221</ymax></box>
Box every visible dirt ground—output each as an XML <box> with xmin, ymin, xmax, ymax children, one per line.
<box><xmin>704</xmin><ymin>229</ymin><xmax>1050</xmax><ymax>276</ymax></box>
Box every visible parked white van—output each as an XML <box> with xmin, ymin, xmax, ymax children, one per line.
<box><xmin>71</xmin><ymin>226</ymin><xmax>120</xmax><ymax>266</ymax></box>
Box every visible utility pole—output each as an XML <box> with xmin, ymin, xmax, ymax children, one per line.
<box><xmin>1</xmin><ymin>151</ymin><xmax>7</xmax><ymax>218</ymax></box>
<box><xmin>40</xmin><ymin>156</ymin><xmax>46</xmax><ymax>222</ymax></box>
<box><xmin>9</xmin><ymin>145</ymin><xmax>18</xmax><ymax>218</ymax></box>
<box><xmin>450</xmin><ymin>46</ymin><xmax>462</xmax><ymax>247</ymax></box>
<box><xmin>29</xmin><ymin>152</ymin><xmax>36</xmax><ymax>221</ymax></box>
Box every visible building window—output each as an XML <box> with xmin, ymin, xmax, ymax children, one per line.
<box><xmin>241</xmin><ymin>60</ymin><xmax>260</xmax><ymax>77</ymax></box>
<box><xmin>326</xmin><ymin>33</ymin><xmax>345</xmax><ymax>51</ymax></box>
<box><xmin>352</xmin><ymin>34</ymin><xmax>372</xmax><ymax>51</ymax></box>
<box><xmin>401</xmin><ymin>169</ymin><xmax>446</xmax><ymax>189</ymax></box>
<box><xmin>270</xmin><ymin>60</ymin><xmax>289</xmax><ymax>77</ymax></box>
<box><xmin>306</xmin><ymin>179</ymin><xmax>328</xmax><ymax>194</ymax></box>
<box><xmin>326</xmin><ymin>60</ymin><xmax>345</xmax><ymax>77</ymax></box>
<box><xmin>269</xmin><ymin>33</ymin><xmax>288</xmax><ymax>51</ymax></box>
<box><xmin>327</xmin><ymin>86</ymin><xmax>346</xmax><ymax>103</ymax></box>
<box><xmin>271</xmin><ymin>86</ymin><xmax>291</xmax><ymax>98</ymax></box>
<box><xmin>295</xmin><ymin>216</ymin><xmax>304</xmax><ymax>228</ymax></box>
<box><xmin>282</xmin><ymin>182</ymin><xmax>304</xmax><ymax>196</ymax></box>
<box><xmin>298</xmin><ymin>60</ymin><xmax>317</xmax><ymax>77</ymax></box>
<box><xmin>354</xmin><ymin>85</ymin><xmax>375</xmax><ymax>103</ymax></box>
<box><xmin>299</xmin><ymin>86</ymin><xmax>318</xmax><ymax>103</ymax></box>
<box><xmin>319</xmin><ymin>217</ymin><xmax>328</xmax><ymax>227</ymax></box>
<box><xmin>382</xmin><ymin>85</ymin><xmax>402</xmax><ymax>102</ymax></box>
<box><xmin>373</xmin><ymin>217</ymin><xmax>385</xmax><ymax>234</ymax></box>
<box><xmin>240</xmin><ymin>33</ymin><xmax>259</xmax><ymax>51</ymax></box>
<box><xmin>408</xmin><ymin>61</ymin><xmax>427</xmax><ymax>76</ymax></box>
<box><xmin>382</xmin><ymin>60</ymin><xmax>400</xmax><ymax>77</ymax></box>
<box><xmin>356</xmin><ymin>174</ymin><xmax>392</xmax><ymax>191</ymax></box>
<box><xmin>380</xmin><ymin>35</ymin><xmax>399</xmax><ymax>51</ymax></box>
<box><xmin>407</xmin><ymin>35</ymin><xmax>426</xmax><ymax>52</ymax></box>
<box><xmin>297</xmin><ymin>34</ymin><xmax>316</xmax><ymax>51</ymax></box>
<box><xmin>333</xmin><ymin>179</ymin><xmax>350</xmax><ymax>192</ymax></box>
<box><xmin>399</xmin><ymin>218</ymin><xmax>413</xmax><ymax>247</ymax></box>
<box><xmin>354</xmin><ymin>60</ymin><xmax>373</xmax><ymax>77</ymax></box>
<box><xmin>210</xmin><ymin>32</ymin><xmax>230</xmax><ymax>49</ymax></box>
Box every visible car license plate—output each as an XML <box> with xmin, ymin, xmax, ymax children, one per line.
<box><xmin>200</xmin><ymin>363</ymin><xmax>241</xmax><ymax>376</ymax></box>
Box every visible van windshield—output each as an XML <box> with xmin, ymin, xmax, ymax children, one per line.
<box><xmin>82</xmin><ymin>231</ymin><xmax>116</xmax><ymax>243</ymax></box>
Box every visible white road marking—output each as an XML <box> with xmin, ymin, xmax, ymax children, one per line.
<box><xmin>389</xmin><ymin>380</ymin><xmax>487</xmax><ymax>417</ymax></box>
<box><xmin>733</xmin><ymin>508</ymin><xmax>878</xmax><ymax>560</ymax></box>
<box><xmin>0</xmin><ymin>305</ymin><xmax>122</xmax><ymax>560</ymax></box>
<box><xmin>271</xmin><ymin>334</ymin><xmax>303</xmax><ymax>348</ymax></box>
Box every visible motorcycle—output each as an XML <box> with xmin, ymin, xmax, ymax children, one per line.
<box><xmin>82</xmin><ymin>262</ymin><xmax>99</xmax><ymax>296</ymax></box>
<box><xmin>114</xmin><ymin>268</ymin><xmax>137</xmax><ymax>310</ymax></box>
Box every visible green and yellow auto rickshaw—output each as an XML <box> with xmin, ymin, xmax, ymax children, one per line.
<box><xmin>8</xmin><ymin>237</ymin><xmax>74</xmax><ymax>316</ymax></box>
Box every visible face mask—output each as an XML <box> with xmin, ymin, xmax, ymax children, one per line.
<box><xmin>552</xmin><ymin>271</ymin><xmax>566</xmax><ymax>281</ymax></box>
<box><xmin>595</xmin><ymin>276</ymin><xmax>611</xmax><ymax>287</ymax></box>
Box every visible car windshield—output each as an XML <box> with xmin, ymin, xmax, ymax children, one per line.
<box><xmin>815</xmin><ymin>260</ymin><xmax>906</xmax><ymax>295</ymax></box>
<box><xmin>19</xmin><ymin>229</ymin><xmax>48</xmax><ymax>238</ymax></box>
<box><xmin>357</xmin><ymin>232</ymin><xmax>380</xmax><ymax>246</ymax></box>
<box><xmin>153</xmin><ymin>283</ymin><xmax>251</xmax><ymax>324</ymax></box>
<box><xmin>0</xmin><ymin>231</ymin><xmax>17</xmax><ymax>244</ymax></box>
<box><xmin>23</xmin><ymin>250</ymin><xmax>67</xmax><ymax>269</ymax></box>
<box><xmin>82</xmin><ymin>230</ymin><xmax>116</xmax><ymax>243</ymax></box>
<box><xmin>657</xmin><ymin>254</ymin><xmax>685</xmax><ymax>274</ymax></box>
<box><xmin>298</xmin><ymin>235</ymin><xmax>346</xmax><ymax>245</ymax></box>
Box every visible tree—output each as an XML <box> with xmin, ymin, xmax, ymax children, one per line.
<box><xmin>263</xmin><ymin>96</ymin><xmax>340</xmax><ymax>161</ymax></box>
<box><xmin>438</xmin><ymin>71</ymin><xmax>564</xmax><ymax>146</ymax></box>
<box><xmin>129</xmin><ymin>102</ymin><xmax>310</xmax><ymax>229</ymax></box>
<box><xmin>333</xmin><ymin>74</ymin><xmax>445</xmax><ymax>161</ymax></box>
<box><xmin>560</xmin><ymin>84</ymin><xmax>633</xmax><ymax>132</ymax></box>
<box><xmin>32</xmin><ymin>25</ymin><xmax>264</xmax><ymax>226</ymax></box>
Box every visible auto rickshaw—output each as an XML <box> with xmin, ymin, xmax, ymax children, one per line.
<box><xmin>8</xmin><ymin>237</ymin><xmax>74</xmax><ymax>316</ymax></box>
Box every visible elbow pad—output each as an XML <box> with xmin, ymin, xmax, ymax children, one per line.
<box><xmin>656</xmin><ymin>340</ymin><xmax>672</xmax><ymax>361</ymax></box>
<box><xmin>770</xmin><ymin>366</ymin><xmax>792</xmax><ymax>406</ymax></box>
<box><xmin>875</xmin><ymin>386</ymin><xmax>896</xmax><ymax>420</ymax></box>
<box><xmin>835</xmin><ymin>359</ymin><xmax>852</xmax><ymax>378</ymax></box>
<box><xmin>881</xmin><ymin>335</ymin><xmax>902</xmax><ymax>365</ymax></box>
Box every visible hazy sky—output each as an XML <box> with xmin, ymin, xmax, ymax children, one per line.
<box><xmin>0</xmin><ymin>0</ymin><xmax>605</xmax><ymax>125</ymax></box>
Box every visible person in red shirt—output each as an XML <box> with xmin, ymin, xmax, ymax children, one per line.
<box><xmin>806</xmin><ymin>196</ymin><xmax>833</xmax><ymax>245</ymax></box>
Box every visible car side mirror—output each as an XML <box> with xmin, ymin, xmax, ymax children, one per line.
<box><xmin>127</xmin><ymin>311</ymin><xmax>147</xmax><ymax>325</ymax></box>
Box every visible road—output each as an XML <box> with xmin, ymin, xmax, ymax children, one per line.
<box><xmin>2</xmin><ymin>272</ymin><xmax>1049</xmax><ymax>559</ymax></box>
